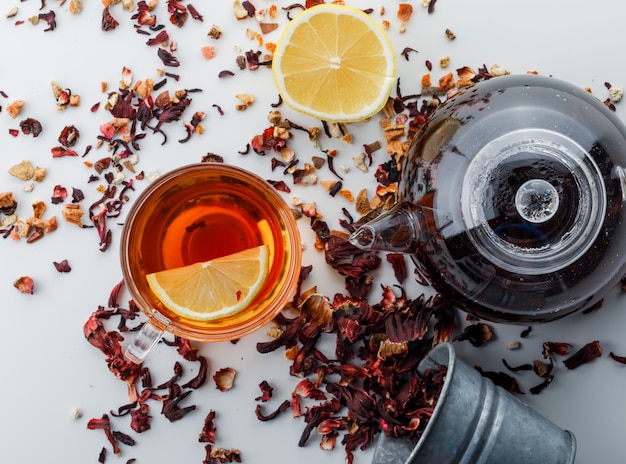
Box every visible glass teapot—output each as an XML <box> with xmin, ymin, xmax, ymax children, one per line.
<box><xmin>350</xmin><ymin>74</ymin><xmax>626</xmax><ymax>323</ymax></box>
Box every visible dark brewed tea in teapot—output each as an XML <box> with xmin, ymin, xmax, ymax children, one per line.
<box><xmin>350</xmin><ymin>75</ymin><xmax>626</xmax><ymax>323</ymax></box>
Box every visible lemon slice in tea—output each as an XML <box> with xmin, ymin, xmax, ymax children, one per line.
<box><xmin>272</xmin><ymin>4</ymin><xmax>396</xmax><ymax>122</ymax></box>
<box><xmin>146</xmin><ymin>245</ymin><xmax>269</xmax><ymax>321</ymax></box>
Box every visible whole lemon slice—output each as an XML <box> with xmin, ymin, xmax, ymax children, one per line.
<box><xmin>146</xmin><ymin>245</ymin><xmax>269</xmax><ymax>321</ymax></box>
<box><xmin>272</xmin><ymin>4</ymin><xmax>396</xmax><ymax>122</ymax></box>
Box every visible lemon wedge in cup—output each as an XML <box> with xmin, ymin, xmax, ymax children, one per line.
<box><xmin>146</xmin><ymin>245</ymin><xmax>269</xmax><ymax>322</ymax></box>
<box><xmin>272</xmin><ymin>4</ymin><xmax>396</xmax><ymax>122</ymax></box>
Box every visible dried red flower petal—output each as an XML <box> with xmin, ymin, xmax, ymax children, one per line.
<box><xmin>266</xmin><ymin>179</ymin><xmax>290</xmax><ymax>193</ymax></box>
<box><xmin>255</xmin><ymin>399</ymin><xmax>291</xmax><ymax>422</ymax></box>
<box><xmin>102</xmin><ymin>7</ymin><xmax>120</xmax><ymax>31</ymax></box>
<box><xmin>188</xmin><ymin>4</ymin><xmax>203</xmax><ymax>21</ymax></box>
<box><xmin>51</xmin><ymin>185</ymin><xmax>68</xmax><ymax>204</ymax></box>
<box><xmin>609</xmin><ymin>352</ymin><xmax>626</xmax><ymax>364</ymax></box>
<box><xmin>386</xmin><ymin>253</ymin><xmax>407</xmax><ymax>283</ymax></box>
<box><xmin>51</xmin><ymin>146</ymin><xmax>79</xmax><ymax>158</ymax></box>
<box><xmin>454</xmin><ymin>323</ymin><xmax>494</xmax><ymax>347</ymax></box>
<box><xmin>475</xmin><ymin>367</ymin><xmax>524</xmax><ymax>394</ymax></box>
<box><xmin>169</xmin><ymin>1</ymin><xmax>189</xmax><ymax>27</ymax></box>
<box><xmin>502</xmin><ymin>358</ymin><xmax>532</xmax><ymax>372</ymax></box>
<box><xmin>161</xmin><ymin>384</ymin><xmax>197</xmax><ymax>422</ymax></box>
<box><xmin>542</xmin><ymin>341</ymin><xmax>573</xmax><ymax>358</ymax></box>
<box><xmin>563</xmin><ymin>340</ymin><xmax>603</xmax><ymax>369</ymax></box>
<box><xmin>198</xmin><ymin>409</ymin><xmax>217</xmax><ymax>443</ymax></box>
<box><xmin>255</xmin><ymin>380</ymin><xmax>274</xmax><ymax>402</ymax></box>
<box><xmin>53</xmin><ymin>259</ymin><xmax>72</xmax><ymax>273</ymax></box>
<box><xmin>38</xmin><ymin>10</ymin><xmax>56</xmax><ymax>31</ymax></box>
<box><xmin>157</xmin><ymin>47</ymin><xmax>181</xmax><ymax>67</ymax></box>
<box><xmin>181</xmin><ymin>356</ymin><xmax>208</xmax><ymax>389</ymax></box>
<box><xmin>13</xmin><ymin>276</ymin><xmax>34</xmax><ymax>294</ymax></box>
<box><xmin>529</xmin><ymin>374</ymin><xmax>554</xmax><ymax>395</ymax></box>
<box><xmin>130</xmin><ymin>403</ymin><xmax>152</xmax><ymax>433</ymax></box>
<box><xmin>87</xmin><ymin>414</ymin><xmax>121</xmax><ymax>455</ymax></box>
<box><xmin>213</xmin><ymin>367</ymin><xmax>236</xmax><ymax>391</ymax></box>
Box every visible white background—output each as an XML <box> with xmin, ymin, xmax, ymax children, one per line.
<box><xmin>1</xmin><ymin>1</ymin><xmax>625</xmax><ymax>463</ymax></box>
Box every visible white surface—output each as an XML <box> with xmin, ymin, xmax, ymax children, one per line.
<box><xmin>1</xmin><ymin>1</ymin><xmax>625</xmax><ymax>463</ymax></box>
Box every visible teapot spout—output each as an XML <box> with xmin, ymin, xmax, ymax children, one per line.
<box><xmin>349</xmin><ymin>201</ymin><xmax>422</xmax><ymax>254</ymax></box>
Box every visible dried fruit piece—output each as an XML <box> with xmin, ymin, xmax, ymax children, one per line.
<box><xmin>8</xmin><ymin>160</ymin><xmax>35</xmax><ymax>181</ymax></box>
<box><xmin>6</xmin><ymin>100</ymin><xmax>25</xmax><ymax>119</ymax></box>
<box><xmin>213</xmin><ymin>367</ymin><xmax>237</xmax><ymax>391</ymax></box>
<box><xmin>14</xmin><ymin>276</ymin><xmax>35</xmax><ymax>294</ymax></box>
<box><xmin>20</xmin><ymin>118</ymin><xmax>43</xmax><ymax>137</ymax></box>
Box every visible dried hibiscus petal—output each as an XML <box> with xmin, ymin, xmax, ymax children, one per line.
<box><xmin>87</xmin><ymin>414</ymin><xmax>121</xmax><ymax>455</ymax></box>
<box><xmin>157</xmin><ymin>47</ymin><xmax>181</xmax><ymax>67</ymax></box>
<box><xmin>161</xmin><ymin>384</ymin><xmax>197</xmax><ymax>422</ymax></box>
<box><xmin>53</xmin><ymin>259</ymin><xmax>72</xmax><ymax>273</ymax></box>
<box><xmin>386</xmin><ymin>253</ymin><xmax>407</xmax><ymax>283</ymax></box>
<box><xmin>502</xmin><ymin>358</ymin><xmax>532</xmax><ymax>372</ymax></box>
<box><xmin>475</xmin><ymin>366</ymin><xmax>524</xmax><ymax>394</ymax></box>
<box><xmin>542</xmin><ymin>341</ymin><xmax>573</xmax><ymax>358</ymax></box>
<box><xmin>563</xmin><ymin>340</ymin><xmax>603</xmax><ymax>369</ymax></box>
<box><xmin>51</xmin><ymin>185</ymin><xmax>68</xmax><ymax>204</ymax></box>
<box><xmin>38</xmin><ymin>10</ymin><xmax>56</xmax><ymax>31</ymax></box>
<box><xmin>255</xmin><ymin>380</ymin><xmax>274</xmax><ymax>402</ymax></box>
<box><xmin>255</xmin><ymin>399</ymin><xmax>291</xmax><ymax>422</ymax></box>
<box><xmin>198</xmin><ymin>409</ymin><xmax>217</xmax><ymax>443</ymax></box>
<box><xmin>51</xmin><ymin>146</ymin><xmax>79</xmax><ymax>158</ymax></box>
<box><xmin>181</xmin><ymin>356</ymin><xmax>208</xmax><ymax>389</ymax></box>
<box><xmin>130</xmin><ymin>403</ymin><xmax>151</xmax><ymax>433</ymax></box>
<box><xmin>529</xmin><ymin>374</ymin><xmax>554</xmax><ymax>395</ymax></box>
<box><xmin>102</xmin><ymin>6</ymin><xmax>119</xmax><ymax>31</ymax></box>
<box><xmin>454</xmin><ymin>323</ymin><xmax>494</xmax><ymax>347</ymax></box>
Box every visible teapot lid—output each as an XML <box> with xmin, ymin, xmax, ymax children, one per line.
<box><xmin>461</xmin><ymin>127</ymin><xmax>606</xmax><ymax>275</ymax></box>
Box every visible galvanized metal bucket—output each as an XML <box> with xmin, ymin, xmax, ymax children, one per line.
<box><xmin>372</xmin><ymin>342</ymin><xmax>576</xmax><ymax>464</ymax></box>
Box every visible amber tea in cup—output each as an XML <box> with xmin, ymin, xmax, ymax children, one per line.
<box><xmin>122</xmin><ymin>163</ymin><xmax>301</xmax><ymax>363</ymax></box>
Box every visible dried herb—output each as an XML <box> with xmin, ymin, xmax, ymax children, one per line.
<box><xmin>181</xmin><ymin>356</ymin><xmax>208</xmax><ymax>389</ymax></box>
<box><xmin>520</xmin><ymin>326</ymin><xmax>532</xmax><ymax>338</ymax></box>
<box><xmin>53</xmin><ymin>259</ymin><xmax>72</xmax><ymax>273</ymax></box>
<box><xmin>38</xmin><ymin>10</ymin><xmax>56</xmax><ymax>31</ymax></box>
<box><xmin>157</xmin><ymin>47</ymin><xmax>181</xmax><ymax>67</ymax></box>
<box><xmin>529</xmin><ymin>375</ymin><xmax>554</xmax><ymax>395</ymax></box>
<box><xmin>400</xmin><ymin>47</ymin><xmax>418</xmax><ymax>60</ymax></box>
<box><xmin>255</xmin><ymin>399</ymin><xmax>291</xmax><ymax>421</ymax></box>
<box><xmin>386</xmin><ymin>253</ymin><xmax>407</xmax><ymax>283</ymax></box>
<box><xmin>542</xmin><ymin>341</ymin><xmax>573</xmax><ymax>358</ymax></box>
<box><xmin>102</xmin><ymin>7</ymin><xmax>119</xmax><ymax>31</ymax></box>
<box><xmin>563</xmin><ymin>340</ymin><xmax>603</xmax><ymax>369</ymax></box>
<box><xmin>162</xmin><ymin>384</ymin><xmax>197</xmax><ymax>422</ymax></box>
<box><xmin>255</xmin><ymin>380</ymin><xmax>274</xmax><ymax>402</ymax></box>
<box><xmin>475</xmin><ymin>367</ymin><xmax>524</xmax><ymax>394</ymax></box>
<box><xmin>454</xmin><ymin>323</ymin><xmax>494</xmax><ymax>347</ymax></box>
<box><xmin>502</xmin><ymin>358</ymin><xmax>533</xmax><ymax>372</ymax></box>
<box><xmin>198</xmin><ymin>410</ymin><xmax>217</xmax><ymax>444</ymax></box>
<box><xmin>87</xmin><ymin>415</ymin><xmax>122</xmax><ymax>455</ymax></box>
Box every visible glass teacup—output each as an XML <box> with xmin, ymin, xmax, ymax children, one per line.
<box><xmin>121</xmin><ymin>163</ymin><xmax>301</xmax><ymax>363</ymax></box>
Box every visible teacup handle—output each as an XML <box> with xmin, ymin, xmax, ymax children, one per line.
<box><xmin>125</xmin><ymin>311</ymin><xmax>169</xmax><ymax>364</ymax></box>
